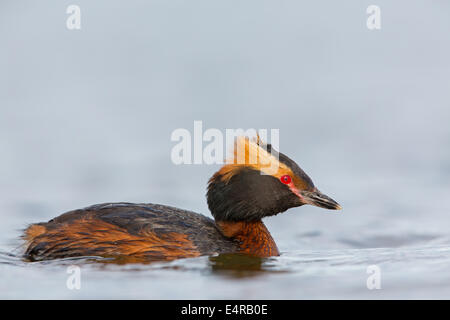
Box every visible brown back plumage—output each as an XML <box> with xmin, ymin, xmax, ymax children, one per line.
<box><xmin>23</xmin><ymin>203</ymin><xmax>238</xmax><ymax>262</ymax></box>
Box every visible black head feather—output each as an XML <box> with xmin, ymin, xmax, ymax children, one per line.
<box><xmin>207</xmin><ymin>167</ymin><xmax>304</xmax><ymax>222</ymax></box>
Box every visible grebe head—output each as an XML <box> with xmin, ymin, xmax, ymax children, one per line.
<box><xmin>207</xmin><ymin>136</ymin><xmax>341</xmax><ymax>222</ymax></box>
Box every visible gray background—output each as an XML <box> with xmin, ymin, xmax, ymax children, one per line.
<box><xmin>1</xmin><ymin>1</ymin><xmax>450</xmax><ymax>299</ymax></box>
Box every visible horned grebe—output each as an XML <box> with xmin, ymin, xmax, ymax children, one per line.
<box><xmin>23</xmin><ymin>137</ymin><xmax>340</xmax><ymax>262</ymax></box>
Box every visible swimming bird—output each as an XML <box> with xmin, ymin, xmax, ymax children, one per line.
<box><xmin>23</xmin><ymin>137</ymin><xmax>341</xmax><ymax>262</ymax></box>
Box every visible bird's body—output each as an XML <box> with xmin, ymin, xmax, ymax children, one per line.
<box><xmin>24</xmin><ymin>203</ymin><xmax>241</xmax><ymax>261</ymax></box>
<box><xmin>23</xmin><ymin>137</ymin><xmax>340</xmax><ymax>262</ymax></box>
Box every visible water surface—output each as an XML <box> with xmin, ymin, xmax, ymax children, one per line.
<box><xmin>1</xmin><ymin>1</ymin><xmax>450</xmax><ymax>299</ymax></box>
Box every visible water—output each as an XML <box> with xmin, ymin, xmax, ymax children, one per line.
<box><xmin>1</xmin><ymin>1</ymin><xmax>450</xmax><ymax>299</ymax></box>
<box><xmin>3</xmin><ymin>245</ymin><xmax>450</xmax><ymax>299</ymax></box>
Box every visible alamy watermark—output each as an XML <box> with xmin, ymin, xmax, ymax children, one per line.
<box><xmin>170</xmin><ymin>121</ymin><xmax>280</xmax><ymax>174</ymax></box>
<box><xmin>366</xmin><ymin>265</ymin><xmax>381</xmax><ymax>290</ymax></box>
<box><xmin>66</xmin><ymin>5</ymin><xmax>81</xmax><ymax>30</ymax></box>
<box><xmin>366</xmin><ymin>5</ymin><xmax>381</xmax><ymax>30</ymax></box>
<box><xmin>66</xmin><ymin>265</ymin><xmax>81</xmax><ymax>290</ymax></box>
<box><xmin>64</xmin><ymin>5</ymin><xmax>381</xmax><ymax>31</ymax></box>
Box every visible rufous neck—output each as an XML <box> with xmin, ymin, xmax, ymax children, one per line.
<box><xmin>215</xmin><ymin>220</ymin><xmax>279</xmax><ymax>257</ymax></box>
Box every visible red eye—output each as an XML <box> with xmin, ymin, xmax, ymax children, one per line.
<box><xmin>280</xmin><ymin>175</ymin><xmax>291</xmax><ymax>184</ymax></box>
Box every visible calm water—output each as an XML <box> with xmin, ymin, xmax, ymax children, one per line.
<box><xmin>1</xmin><ymin>1</ymin><xmax>450</xmax><ymax>299</ymax></box>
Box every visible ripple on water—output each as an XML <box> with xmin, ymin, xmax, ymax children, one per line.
<box><xmin>2</xmin><ymin>245</ymin><xmax>450</xmax><ymax>299</ymax></box>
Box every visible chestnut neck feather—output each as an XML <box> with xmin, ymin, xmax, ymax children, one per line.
<box><xmin>216</xmin><ymin>220</ymin><xmax>279</xmax><ymax>257</ymax></box>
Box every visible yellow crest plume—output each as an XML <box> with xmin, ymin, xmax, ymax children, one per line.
<box><xmin>216</xmin><ymin>136</ymin><xmax>294</xmax><ymax>182</ymax></box>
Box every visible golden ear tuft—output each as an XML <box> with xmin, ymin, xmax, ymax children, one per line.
<box><xmin>255</xmin><ymin>133</ymin><xmax>262</xmax><ymax>146</ymax></box>
<box><xmin>215</xmin><ymin>136</ymin><xmax>293</xmax><ymax>183</ymax></box>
